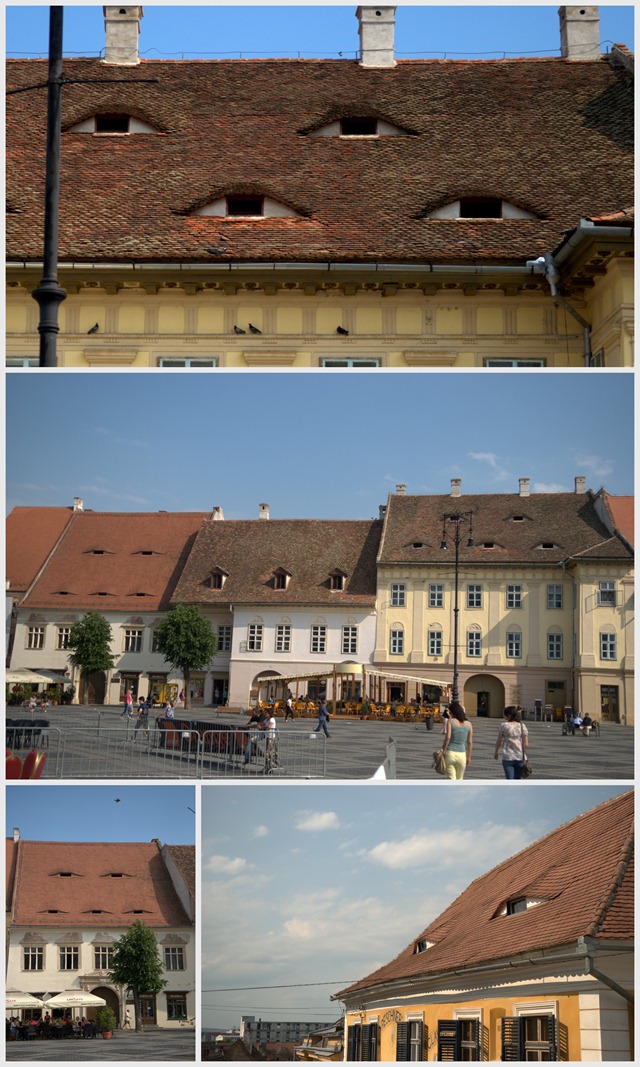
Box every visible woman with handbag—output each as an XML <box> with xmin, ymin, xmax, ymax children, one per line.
<box><xmin>494</xmin><ymin>705</ymin><xmax>529</xmax><ymax>779</ymax></box>
<box><xmin>441</xmin><ymin>702</ymin><xmax>473</xmax><ymax>780</ymax></box>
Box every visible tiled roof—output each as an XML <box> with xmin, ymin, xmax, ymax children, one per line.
<box><xmin>378</xmin><ymin>492</ymin><xmax>633</xmax><ymax>565</ymax></box>
<box><xmin>338</xmin><ymin>790</ymin><xmax>633</xmax><ymax>999</ymax></box>
<box><xmin>165</xmin><ymin>844</ymin><xmax>196</xmax><ymax>900</ymax></box>
<box><xmin>6</xmin><ymin>507</ymin><xmax>74</xmax><ymax>596</ymax></box>
<box><xmin>172</xmin><ymin>519</ymin><xmax>382</xmax><ymax>606</ymax></box>
<box><xmin>8</xmin><ymin>839</ymin><xmax>195</xmax><ymax>927</ymax></box>
<box><xmin>6</xmin><ymin>56</ymin><xmax>632</xmax><ymax>265</ymax></box>
<box><xmin>17</xmin><ymin>510</ymin><xmax>208</xmax><ymax>612</ymax></box>
<box><xmin>602</xmin><ymin>493</ymin><xmax>634</xmax><ymax>547</ymax></box>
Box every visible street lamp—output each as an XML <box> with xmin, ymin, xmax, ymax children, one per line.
<box><xmin>440</xmin><ymin>510</ymin><xmax>475</xmax><ymax>704</ymax></box>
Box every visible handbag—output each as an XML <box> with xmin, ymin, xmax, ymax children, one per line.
<box><xmin>433</xmin><ymin>748</ymin><xmax>447</xmax><ymax>775</ymax></box>
<box><xmin>519</xmin><ymin>723</ymin><xmax>532</xmax><ymax>777</ymax></box>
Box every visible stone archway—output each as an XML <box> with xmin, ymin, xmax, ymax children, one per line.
<box><xmin>250</xmin><ymin>670</ymin><xmax>283</xmax><ymax>705</ymax></box>
<box><xmin>463</xmin><ymin>675</ymin><xmax>505</xmax><ymax>717</ymax></box>
<box><xmin>87</xmin><ymin>985</ymin><xmax>119</xmax><ymax>1024</ymax></box>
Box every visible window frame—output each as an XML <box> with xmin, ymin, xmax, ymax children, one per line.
<box><xmin>158</xmin><ymin>357</ymin><xmax>218</xmax><ymax>368</ymax></box>
<box><xmin>506</xmin><ymin>584</ymin><xmax>523</xmax><ymax>609</ymax></box>
<box><xmin>217</xmin><ymin>624</ymin><xmax>232</xmax><ymax>653</ymax></box>
<box><xmin>600</xmin><ymin>631</ymin><xmax>617</xmax><ymax>660</ymax></box>
<box><xmin>427</xmin><ymin>628</ymin><xmax>443</xmax><ymax>657</ymax></box>
<box><xmin>275</xmin><ymin>623</ymin><xmax>292</xmax><ymax>653</ymax></box>
<box><xmin>247</xmin><ymin>623</ymin><xmax>263</xmax><ymax>652</ymax></box>
<box><xmin>23</xmin><ymin>945</ymin><xmax>44</xmax><ymax>971</ymax></box>
<box><xmin>429</xmin><ymin>583</ymin><xmax>444</xmax><ymax>608</ymax></box>
<box><xmin>123</xmin><ymin>627</ymin><xmax>143</xmax><ymax>653</ymax></box>
<box><xmin>506</xmin><ymin>630</ymin><xmax>522</xmax><ymax>659</ymax></box>
<box><xmin>164</xmin><ymin>945</ymin><xmax>185</xmax><ymax>972</ymax></box>
<box><xmin>467</xmin><ymin>584</ymin><xmax>482</xmax><ymax>609</ymax></box>
<box><xmin>390</xmin><ymin>628</ymin><xmax>404</xmax><ymax>655</ymax></box>
<box><xmin>547</xmin><ymin>632</ymin><xmax>563</xmax><ymax>660</ymax></box>
<box><xmin>27</xmin><ymin>625</ymin><xmax>45</xmax><ymax>650</ymax></box>
<box><xmin>547</xmin><ymin>584</ymin><xmax>563</xmax><ymax>610</ymax></box>
<box><xmin>320</xmin><ymin>358</ymin><xmax>381</xmax><ymax>368</ymax></box>
<box><xmin>341</xmin><ymin>625</ymin><xmax>358</xmax><ymax>655</ymax></box>
<box><xmin>391</xmin><ymin>583</ymin><xmax>406</xmax><ymax>607</ymax></box>
<box><xmin>59</xmin><ymin>944</ymin><xmax>80</xmax><ymax>971</ymax></box>
<box><xmin>467</xmin><ymin>628</ymin><xmax>482</xmax><ymax>658</ymax></box>
<box><xmin>310</xmin><ymin>624</ymin><xmax>327</xmax><ymax>654</ymax></box>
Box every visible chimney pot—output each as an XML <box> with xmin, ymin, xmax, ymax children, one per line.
<box><xmin>395</xmin><ymin>483</ymin><xmax>406</xmax><ymax>495</ymax></box>
<box><xmin>450</xmin><ymin>478</ymin><xmax>461</xmax><ymax>498</ymax></box>
<box><xmin>519</xmin><ymin>477</ymin><xmax>530</xmax><ymax>497</ymax></box>
<box><xmin>259</xmin><ymin>503</ymin><xmax>270</xmax><ymax>520</ymax></box>
<box><xmin>73</xmin><ymin>497</ymin><xmax>84</xmax><ymax>511</ymax></box>
<box><xmin>379</xmin><ymin>504</ymin><xmax>387</xmax><ymax>520</ymax></box>
<box><xmin>559</xmin><ymin>6</ymin><xmax>601</xmax><ymax>61</ymax></box>
<box><xmin>103</xmin><ymin>5</ymin><xmax>143</xmax><ymax>65</ymax></box>
<box><xmin>13</xmin><ymin>828</ymin><xmax>20</xmax><ymax>842</ymax></box>
<box><xmin>575</xmin><ymin>475</ymin><xmax>587</xmax><ymax>494</ymax></box>
<box><xmin>211</xmin><ymin>506</ymin><xmax>224</xmax><ymax>521</ymax></box>
<box><xmin>357</xmin><ymin>5</ymin><xmax>397</xmax><ymax>68</ymax></box>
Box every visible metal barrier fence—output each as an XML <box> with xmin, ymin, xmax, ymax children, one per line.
<box><xmin>7</xmin><ymin>724</ymin><xmax>327</xmax><ymax>779</ymax></box>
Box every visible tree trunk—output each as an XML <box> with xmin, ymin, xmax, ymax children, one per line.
<box><xmin>133</xmin><ymin>993</ymin><xmax>143</xmax><ymax>1034</ymax></box>
<box><xmin>183</xmin><ymin>668</ymin><xmax>191</xmax><ymax>710</ymax></box>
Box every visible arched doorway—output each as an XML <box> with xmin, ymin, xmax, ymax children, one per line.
<box><xmin>250</xmin><ymin>670</ymin><xmax>283</xmax><ymax>706</ymax></box>
<box><xmin>464</xmin><ymin>675</ymin><xmax>505</xmax><ymax>717</ymax></box>
<box><xmin>87</xmin><ymin>986</ymin><xmax>119</xmax><ymax>1024</ymax></box>
<box><xmin>79</xmin><ymin>671</ymin><xmax>106</xmax><ymax>705</ymax></box>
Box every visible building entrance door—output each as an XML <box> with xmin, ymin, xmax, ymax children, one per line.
<box><xmin>600</xmin><ymin>685</ymin><xmax>619</xmax><ymax>722</ymax></box>
<box><xmin>139</xmin><ymin>994</ymin><xmax>156</xmax><ymax>1025</ymax></box>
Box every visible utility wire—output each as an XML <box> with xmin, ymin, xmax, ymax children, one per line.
<box><xmin>203</xmin><ymin>981</ymin><xmax>354</xmax><ymax>992</ymax></box>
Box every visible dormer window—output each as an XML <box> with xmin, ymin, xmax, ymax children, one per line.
<box><xmin>329</xmin><ymin>571</ymin><xmax>347</xmax><ymax>591</ymax></box>
<box><xmin>494</xmin><ymin>895</ymin><xmax>546</xmax><ymax>918</ymax></box>
<box><xmin>341</xmin><ymin>117</ymin><xmax>378</xmax><ymax>136</ymax></box>
<box><xmin>194</xmin><ymin>195</ymin><xmax>298</xmax><ymax>218</ymax></box>
<box><xmin>273</xmin><ymin>568</ymin><xmax>292</xmax><ymax>590</ymax></box>
<box><xmin>536</xmin><ymin>542</ymin><xmax>560</xmax><ymax>550</ymax></box>
<box><xmin>506</xmin><ymin>898</ymin><xmax>527</xmax><ymax>915</ymax></box>
<box><xmin>68</xmin><ymin>113</ymin><xmax>159</xmax><ymax>134</ymax></box>
<box><xmin>209</xmin><ymin>568</ymin><xmax>228</xmax><ymax>590</ymax></box>
<box><xmin>426</xmin><ymin>198</ymin><xmax>538</xmax><ymax>220</ymax></box>
<box><xmin>307</xmin><ymin>116</ymin><xmax>408</xmax><ymax>139</ymax></box>
<box><xmin>415</xmin><ymin>938</ymin><xmax>434</xmax><ymax>953</ymax></box>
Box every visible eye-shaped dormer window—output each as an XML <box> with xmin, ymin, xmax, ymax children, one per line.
<box><xmin>194</xmin><ymin>195</ymin><xmax>299</xmax><ymax>218</ymax></box>
<box><xmin>308</xmin><ymin>116</ymin><xmax>407</xmax><ymax>139</ymax></box>
<box><xmin>427</xmin><ymin>198</ymin><xmax>538</xmax><ymax>220</ymax></box>
<box><xmin>68</xmin><ymin>113</ymin><xmax>160</xmax><ymax>134</ymax></box>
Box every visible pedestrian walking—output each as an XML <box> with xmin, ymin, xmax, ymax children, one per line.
<box><xmin>441</xmin><ymin>702</ymin><xmax>472</xmax><ymax>780</ymax></box>
<box><xmin>120</xmin><ymin>687</ymin><xmax>134</xmax><ymax>719</ymax></box>
<box><xmin>284</xmin><ymin>696</ymin><xmax>295</xmax><ymax>720</ymax></box>
<box><xmin>494</xmin><ymin>705</ymin><xmax>529</xmax><ymax>779</ymax></box>
<box><xmin>134</xmin><ymin>700</ymin><xmax>150</xmax><ymax>740</ymax></box>
<box><xmin>314</xmin><ymin>700</ymin><xmax>331</xmax><ymax>738</ymax></box>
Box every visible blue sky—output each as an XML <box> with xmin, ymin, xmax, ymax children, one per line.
<box><xmin>6</xmin><ymin>4</ymin><xmax>635</xmax><ymax>60</ymax></box>
<box><xmin>6</xmin><ymin>784</ymin><xmax>196</xmax><ymax>843</ymax></box>
<box><xmin>201</xmin><ymin>784</ymin><xmax>629</xmax><ymax>1030</ymax></box>
<box><xmin>6</xmin><ymin>372</ymin><xmax>633</xmax><ymax>517</ymax></box>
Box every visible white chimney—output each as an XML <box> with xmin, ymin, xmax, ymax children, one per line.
<box><xmin>450</xmin><ymin>478</ymin><xmax>461</xmax><ymax>498</ymax></box>
<box><xmin>396</xmin><ymin>483</ymin><xmax>406</xmax><ymax>495</ymax></box>
<box><xmin>575</xmin><ymin>475</ymin><xmax>587</xmax><ymax>494</ymax></box>
<box><xmin>559</xmin><ymin>6</ymin><xmax>601</xmax><ymax>61</ymax></box>
<box><xmin>211</xmin><ymin>506</ymin><xmax>224</xmax><ymax>521</ymax></box>
<box><xmin>13</xmin><ymin>828</ymin><xmax>20</xmax><ymax>842</ymax></box>
<box><xmin>357</xmin><ymin>6</ymin><xmax>397</xmax><ymax>68</ymax></box>
<box><xmin>103</xmin><ymin>6</ymin><xmax>143</xmax><ymax>66</ymax></box>
<box><xmin>519</xmin><ymin>477</ymin><xmax>530</xmax><ymax>497</ymax></box>
<box><xmin>379</xmin><ymin>504</ymin><xmax>387</xmax><ymax>520</ymax></box>
<box><xmin>259</xmin><ymin>503</ymin><xmax>270</xmax><ymax>520</ymax></box>
<box><xmin>73</xmin><ymin>497</ymin><xmax>84</xmax><ymax>511</ymax></box>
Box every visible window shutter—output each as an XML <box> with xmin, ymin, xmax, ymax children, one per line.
<box><xmin>361</xmin><ymin>1023</ymin><xmax>380</xmax><ymax>1061</ymax></box>
<box><xmin>420</xmin><ymin>1021</ymin><xmax>428</xmax><ymax>1061</ymax></box>
<box><xmin>396</xmin><ymin>1021</ymin><xmax>409</xmax><ymax>1061</ymax></box>
<box><xmin>546</xmin><ymin>1015</ymin><xmax>558</xmax><ymax>1061</ymax></box>
<box><xmin>347</xmin><ymin>1024</ymin><xmax>361</xmax><ymax>1061</ymax></box>
<box><xmin>438</xmin><ymin>1020</ymin><xmax>460</xmax><ymax>1060</ymax></box>
<box><xmin>501</xmin><ymin>1016</ymin><xmax>523</xmax><ymax>1061</ymax></box>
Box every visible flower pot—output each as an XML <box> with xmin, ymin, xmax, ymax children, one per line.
<box><xmin>102</xmin><ymin>1031</ymin><xmax>113</xmax><ymax>1040</ymax></box>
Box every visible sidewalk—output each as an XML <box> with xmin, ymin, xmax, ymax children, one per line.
<box><xmin>6</xmin><ymin>1028</ymin><xmax>195</xmax><ymax>1061</ymax></box>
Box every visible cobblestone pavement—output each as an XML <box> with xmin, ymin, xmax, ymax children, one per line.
<box><xmin>9</xmin><ymin>705</ymin><xmax>633</xmax><ymax>781</ymax></box>
<box><xmin>5</xmin><ymin>1029</ymin><xmax>195</xmax><ymax>1061</ymax></box>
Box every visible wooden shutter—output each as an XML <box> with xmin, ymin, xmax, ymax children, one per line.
<box><xmin>546</xmin><ymin>1015</ymin><xmax>558</xmax><ymax>1061</ymax></box>
<box><xmin>396</xmin><ymin>1021</ymin><xmax>409</xmax><ymax>1062</ymax></box>
<box><xmin>438</xmin><ymin>1020</ymin><xmax>460</xmax><ymax>1061</ymax></box>
<box><xmin>347</xmin><ymin>1023</ymin><xmax>361</xmax><ymax>1061</ymax></box>
<box><xmin>501</xmin><ymin>1016</ymin><xmax>523</xmax><ymax>1061</ymax></box>
<box><xmin>361</xmin><ymin>1023</ymin><xmax>380</xmax><ymax>1061</ymax></box>
<box><xmin>469</xmin><ymin>1018</ymin><xmax>481</xmax><ymax>1060</ymax></box>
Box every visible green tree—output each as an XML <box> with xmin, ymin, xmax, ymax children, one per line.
<box><xmin>155</xmin><ymin>604</ymin><xmax>217</xmax><ymax>709</ymax></box>
<box><xmin>67</xmin><ymin>610</ymin><xmax>116</xmax><ymax>704</ymax></box>
<box><xmin>108</xmin><ymin>920</ymin><xmax>167</xmax><ymax>1033</ymax></box>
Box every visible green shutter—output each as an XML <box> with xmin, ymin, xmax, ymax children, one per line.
<box><xmin>438</xmin><ymin>1020</ymin><xmax>460</xmax><ymax>1061</ymax></box>
<box><xmin>501</xmin><ymin>1016</ymin><xmax>523</xmax><ymax>1061</ymax></box>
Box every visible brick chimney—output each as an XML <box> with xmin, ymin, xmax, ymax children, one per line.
<box><xmin>450</xmin><ymin>478</ymin><xmax>461</xmax><ymax>498</ymax></box>
<box><xmin>357</xmin><ymin>6</ymin><xmax>397</xmax><ymax>68</ymax></box>
<box><xmin>519</xmin><ymin>477</ymin><xmax>530</xmax><ymax>497</ymax></box>
<box><xmin>103</xmin><ymin>6</ymin><xmax>143</xmax><ymax>65</ymax></box>
<box><xmin>575</xmin><ymin>475</ymin><xmax>587</xmax><ymax>494</ymax></box>
<box><xmin>211</xmin><ymin>506</ymin><xmax>224</xmax><ymax>521</ymax></box>
<box><xmin>259</xmin><ymin>503</ymin><xmax>270</xmax><ymax>520</ymax></box>
<box><xmin>559</xmin><ymin>6</ymin><xmax>601</xmax><ymax>61</ymax></box>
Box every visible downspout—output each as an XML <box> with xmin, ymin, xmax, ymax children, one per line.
<box><xmin>579</xmin><ymin>938</ymin><xmax>634</xmax><ymax>1005</ymax></box>
<box><xmin>528</xmin><ymin>253</ymin><xmax>592</xmax><ymax>366</ymax></box>
<box><xmin>560</xmin><ymin>557</ymin><xmax>578</xmax><ymax>712</ymax></box>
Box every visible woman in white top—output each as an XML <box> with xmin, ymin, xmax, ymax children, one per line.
<box><xmin>494</xmin><ymin>705</ymin><xmax>528</xmax><ymax>779</ymax></box>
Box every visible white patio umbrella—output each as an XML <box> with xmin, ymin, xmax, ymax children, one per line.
<box><xmin>43</xmin><ymin>991</ymin><xmax>106</xmax><ymax>1009</ymax></box>
<box><xmin>6</xmin><ymin>669</ymin><xmax>68</xmax><ymax>684</ymax></box>
<box><xmin>5</xmin><ymin>991</ymin><xmax>47</xmax><ymax>1010</ymax></box>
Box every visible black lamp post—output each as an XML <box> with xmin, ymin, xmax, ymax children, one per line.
<box><xmin>440</xmin><ymin>510</ymin><xmax>475</xmax><ymax>704</ymax></box>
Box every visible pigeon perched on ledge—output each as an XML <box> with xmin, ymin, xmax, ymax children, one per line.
<box><xmin>336</xmin><ymin>325</ymin><xmax>349</xmax><ymax>335</ymax></box>
<box><xmin>87</xmin><ymin>323</ymin><xmax>99</xmax><ymax>334</ymax></box>
<box><xmin>233</xmin><ymin>325</ymin><xmax>246</xmax><ymax>334</ymax></box>
<box><xmin>249</xmin><ymin>323</ymin><xmax>262</xmax><ymax>334</ymax></box>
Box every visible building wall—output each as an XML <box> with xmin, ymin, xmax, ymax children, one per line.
<box><xmin>586</xmin><ymin>260</ymin><xmax>634</xmax><ymax>367</ymax></box>
<box><xmin>6</xmin><ymin>273</ymin><xmax>590</xmax><ymax>368</ymax></box>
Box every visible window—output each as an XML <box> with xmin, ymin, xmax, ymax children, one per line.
<box><xmin>506</xmin><ymin>584</ymin><xmax>522</xmax><ymax>608</ymax></box>
<box><xmin>428</xmin><ymin>629</ymin><xmax>442</xmax><ymax>656</ymax></box>
<box><xmin>330</xmin><ymin>572</ymin><xmax>346</xmax><ymax>591</ymax></box>
<box><xmin>164</xmin><ymin>946</ymin><xmax>185</xmax><ymax>971</ymax></box>
<box><xmin>166</xmin><ymin>993</ymin><xmax>188</xmax><ymax>1021</ymax></box>
<box><xmin>124</xmin><ymin>628</ymin><xmax>143</xmax><ymax>653</ymax></box>
<box><xmin>429</xmin><ymin>584</ymin><xmax>444</xmax><ymax>608</ymax></box>
<box><xmin>27</xmin><ymin>626</ymin><xmax>45</xmax><ymax>649</ymax></box>
<box><xmin>275</xmin><ymin>623</ymin><xmax>291</xmax><ymax>653</ymax></box>
<box><xmin>159</xmin><ymin>358</ymin><xmax>217</xmax><ymax>368</ymax></box>
<box><xmin>59</xmin><ymin>945</ymin><xmax>79</xmax><ymax>970</ymax></box>
<box><xmin>506</xmin><ymin>631</ymin><xmax>522</xmax><ymax>658</ymax></box>
<box><xmin>547</xmin><ymin>632</ymin><xmax>563</xmax><ymax>660</ymax></box>
<box><xmin>248</xmin><ymin>623</ymin><xmax>263</xmax><ymax>652</ymax></box>
<box><xmin>485</xmin><ymin>358</ymin><xmax>545</xmax><ymax>367</ymax></box>
<box><xmin>7</xmin><ymin>357</ymin><xmax>38</xmax><ymax>368</ymax></box>
<box><xmin>501</xmin><ymin>1014</ymin><xmax>561</xmax><ymax>1061</ymax></box>
<box><xmin>210</xmin><ymin>572</ymin><xmax>224</xmax><ymax>589</ymax></box>
<box><xmin>95</xmin><ymin>113</ymin><xmax>131</xmax><ymax>133</ymax></box>
<box><xmin>23</xmin><ymin>946</ymin><xmax>44</xmax><ymax>970</ymax></box>
<box><xmin>273</xmin><ymin>570</ymin><xmax>289</xmax><ymax>590</ymax></box>
<box><xmin>396</xmin><ymin>1020</ymin><xmax>425</xmax><ymax>1061</ymax></box>
<box><xmin>390</xmin><ymin>629</ymin><xmax>404</xmax><ymax>655</ymax></box>
<box><xmin>340</xmin><ymin>116</ymin><xmax>378</xmax><ymax>135</ymax></box>
<box><xmin>438</xmin><ymin>1018</ymin><xmax>483</xmax><ymax>1062</ymax></box>
<box><xmin>151</xmin><ymin>630</ymin><xmax>162</xmax><ymax>653</ymax></box>
<box><xmin>506</xmin><ymin>897</ymin><xmax>527</xmax><ymax>915</ymax></box>
<box><xmin>547</xmin><ymin>585</ymin><xmax>563</xmax><ymax>609</ymax></box>
<box><xmin>597</xmin><ymin>581</ymin><xmax>616</xmax><ymax>606</ymax></box>
<box><xmin>217</xmin><ymin>625</ymin><xmax>231</xmax><ymax>652</ymax></box>
<box><xmin>600</xmin><ymin>632</ymin><xmax>616</xmax><ymax>660</ymax></box>
<box><xmin>467</xmin><ymin>584</ymin><xmax>482</xmax><ymax>608</ymax></box>
<box><xmin>467</xmin><ymin>629</ymin><xmax>481</xmax><ymax>657</ymax></box>
<box><xmin>311</xmin><ymin>625</ymin><xmax>327</xmax><ymax>654</ymax></box>
<box><xmin>342</xmin><ymin>626</ymin><xmax>358</xmax><ymax>655</ymax></box>
<box><xmin>56</xmin><ymin>625</ymin><xmax>72</xmax><ymax>650</ymax></box>
<box><xmin>227</xmin><ymin>195</ymin><xmax>264</xmax><ymax>216</ymax></box>
<box><xmin>321</xmin><ymin>358</ymin><xmax>380</xmax><ymax>368</ymax></box>
<box><xmin>391</xmin><ymin>583</ymin><xmax>406</xmax><ymax>606</ymax></box>
<box><xmin>94</xmin><ymin>946</ymin><xmax>113</xmax><ymax>970</ymax></box>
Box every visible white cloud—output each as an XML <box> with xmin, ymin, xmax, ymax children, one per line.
<box><xmin>364</xmin><ymin>824</ymin><xmax>529</xmax><ymax>871</ymax></box>
<box><xmin>252</xmin><ymin>825</ymin><xmax>269</xmax><ymax>838</ymax></box>
<box><xmin>573</xmin><ymin>453</ymin><xmax>613</xmax><ymax>479</ymax></box>
<box><xmin>295</xmin><ymin>811</ymin><xmax>341</xmax><ymax>831</ymax></box>
<box><xmin>468</xmin><ymin>452</ymin><xmax>509</xmax><ymax>481</ymax></box>
<box><xmin>205</xmin><ymin>853</ymin><xmax>252</xmax><ymax>875</ymax></box>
